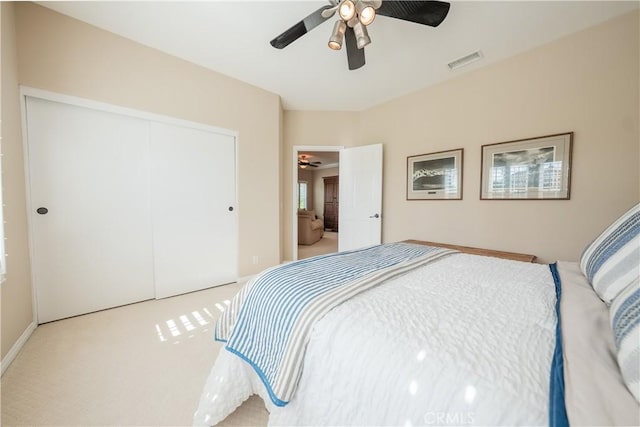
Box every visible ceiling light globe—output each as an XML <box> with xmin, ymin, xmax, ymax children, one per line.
<box><xmin>359</xmin><ymin>7</ymin><xmax>375</xmax><ymax>25</ymax></box>
<box><xmin>356</xmin><ymin>2</ymin><xmax>376</xmax><ymax>26</ymax></box>
<box><xmin>338</xmin><ymin>0</ymin><xmax>356</xmax><ymax>21</ymax></box>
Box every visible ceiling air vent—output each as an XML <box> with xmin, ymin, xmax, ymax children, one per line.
<box><xmin>448</xmin><ymin>50</ymin><xmax>483</xmax><ymax>70</ymax></box>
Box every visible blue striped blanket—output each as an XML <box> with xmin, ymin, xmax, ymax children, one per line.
<box><xmin>215</xmin><ymin>242</ymin><xmax>455</xmax><ymax>406</ymax></box>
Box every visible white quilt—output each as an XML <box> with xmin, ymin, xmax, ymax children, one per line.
<box><xmin>194</xmin><ymin>253</ymin><xmax>556</xmax><ymax>426</ymax></box>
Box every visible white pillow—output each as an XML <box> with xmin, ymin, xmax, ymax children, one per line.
<box><xmin>579</xmin><ymin>202</ymin><xmax>640</xmax><ymax>403</ymax></box>
<box><xmin>558</xmin><ymin>262</ymin><xmax>640</xmax><ymax>423</ymax></box>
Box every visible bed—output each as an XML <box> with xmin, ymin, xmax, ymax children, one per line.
<box><xmin>193</xmin><ymin>204</ymin><xmax>639</xmax><ymax>426</ymax></box>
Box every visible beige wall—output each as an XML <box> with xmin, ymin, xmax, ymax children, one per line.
<box><xmin>279</xmin><ymin>104</ymin><xmax>285</xmax><ymax>263</ymax></box>
<box><xmin>284</xmin><ymin>11</ymin><xmax>640</xmax><ymax>263</ymax></box>
<box><xmin>2</xmin><ymin>3</ymin><xmax>282</xmax><ymax>359</ymax></box>
<box><xmin>1</xmin><ymin>2</ymin><xmax>35</xmax><ymax>360</ymax></box>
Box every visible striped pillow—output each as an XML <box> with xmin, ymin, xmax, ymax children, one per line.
<box><xmin>580</xmin><ymin>203</ymin><xmax>640</xmax><ymax>304</ymax></box>
<box><xmin>610</xmin><ymin>282</ymin><xmax>640</xmax><ymax>402</ymax></box>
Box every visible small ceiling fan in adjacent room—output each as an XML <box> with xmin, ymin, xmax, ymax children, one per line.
<box><xmin>298</xmin><ymin>155</ymin><xmax>322</xmax><ymax>169</ymax></box>
<box><xmin>270</xmin><ymin>0</ymin><xmax>450</xmax><ymax>70</ymax></box>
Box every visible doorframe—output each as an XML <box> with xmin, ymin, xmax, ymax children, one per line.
<box><xmin>292</xmin><ymin>145</ymin><xmax>343</xmax><ymax>261</ymax></box>
<box><xmin>20</xmin><ymin>86</ymin><xmax>240</xmax><ymax>324</ymax></box>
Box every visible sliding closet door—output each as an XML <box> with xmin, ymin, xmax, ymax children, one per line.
<box><xmin>149</xmin><ymin>122</ymin><xmax>237</xmax><ymax>299</ymax></box>
<box><xmin>26</xmin><ymin>97</ymin><xmax>155</xmax><ymax>323</ymax></box>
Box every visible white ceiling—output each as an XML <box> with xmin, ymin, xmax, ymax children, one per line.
<box><xmin>41</xmin><ymin>1</ymin><xmax>638</xmax><ymax>111</ymax></box>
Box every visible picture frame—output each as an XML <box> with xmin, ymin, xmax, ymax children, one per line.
<box><xmin>480</xmin><ymin>132</ymin><xmax>573</xmax><ymax>200</ymax></box>
<box><xmin>407</xmin><ymin>148</ymin><xmax>463</xmax><ymax>200</ymax></box>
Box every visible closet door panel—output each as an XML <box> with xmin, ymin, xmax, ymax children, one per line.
<box><xmin>26</xmin><ymin>97</ymin><xmax>155</xmax><ymax>323</ymax></box>
<box><xmin>150</xmin><ymin>122</ymin><xmax>237</xmax><ymax>298</ymax></box>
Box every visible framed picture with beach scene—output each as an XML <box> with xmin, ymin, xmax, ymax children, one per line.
<box><xmin>407</xmin><ymin>148</ymin><xmax>463</xmax><ymax>200</ymax></box>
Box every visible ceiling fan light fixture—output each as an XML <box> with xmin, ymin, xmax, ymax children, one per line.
<box><xmin>328</xmin><ymin>19</ymin><xmax>347</xmax><ymax>50</ymax></box>
<box><xmin>353</xmin><ymin>21</ymin><xmax>371</xmax><ymax>49</ymax></box>
<box><xmin>356</xmin><ymin>1</ymin><xmax>376</xmax><ymax>26</ymax></box>
<box><xmin>270</xmin><ymin>0</ymin><xmax>451</xmax><ymax>71</ymax></box>
<box><xmin>338</xmin><ymin>0</ymin><xmax>356</xmax><ymax>21</ymax></box>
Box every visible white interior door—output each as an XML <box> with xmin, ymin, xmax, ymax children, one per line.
<box><xmin>338</xmin><ymin>144</ymin><xmax>383</xmax><ymax>252</ymax></box>
<box><xmin>26</xmin><ymin>97</ymin><xmax>155</xmax><ymax>323</ymax></box>
<box><xmin>150</xmin><ymin>122</ymin><xmax>237</xmax><ymax>299</ymax></box>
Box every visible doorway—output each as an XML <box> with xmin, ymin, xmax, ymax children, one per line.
<box><xmin>292</xmin><ymin>144</ymin><xmax>384</xmax><ymax>261</ymax></box>
<box><xmin>293</xmin><ymin>146</ymin><xmax>342</xmax><ymax>260</ymax></box>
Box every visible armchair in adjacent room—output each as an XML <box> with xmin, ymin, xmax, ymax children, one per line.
<box><xmin>298</xmin><ymin>209</ymin><xmax>324</xmax><ymax>245</ymax></box>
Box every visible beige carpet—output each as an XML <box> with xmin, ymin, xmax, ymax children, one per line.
<box><xmin>298</xmin><ymin>231</ymin><xmax>338</xmax><ymax>260</ymax></box>
<box><xmin>1</xmin><ymin>283</ymin><xmax>269</xmax><ymax>426</ymax></box>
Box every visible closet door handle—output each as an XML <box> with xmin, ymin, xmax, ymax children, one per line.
<box><xmin>369</xmin><ymin>213</ymin><xmax>379</xmax><ymax>219</ymax></box>
<box><xmin>37</xmin><ymin>207</ymin><xmax>49</xmax><ymax>215</ymax></box>
<box><xmin>228</xmin><ymin>206</ymin><xmax>234</xmax><ymax>212</ymax></box>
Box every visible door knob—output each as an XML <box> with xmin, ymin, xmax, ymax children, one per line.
<box><xmin>36</xmin><ymin>207</ymin><xmax>49</xmax><ymax>215</ymax></box>
<box><xmin>370</xmin><ymin>213</ymin><xmax>380</xmax><ymax>218</ymax></box>
<box><xmin>228</xmin><ymin>206</ymin><xmax>234</xmax><ymax>212</ymax></box>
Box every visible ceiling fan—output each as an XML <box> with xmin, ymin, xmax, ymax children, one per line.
<box><xmin>298</xmin><ymin>155</ymin><xmax>322</xmax><ymax>168</ymax></box>
<box><xmin>270</xmin><ymin>0</ymin><xmax>450</xmax><ymax>70</ymax></box>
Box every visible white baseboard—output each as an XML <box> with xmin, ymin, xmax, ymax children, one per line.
<box><xmin>236</xmin><ymin>274</ymin><xmax>257</xmax><ymax>284</ymax></box>
<box><xmin>1</xmin><ymin>321</ymin><xmax>37</xmax><ymax>376</ymax></box>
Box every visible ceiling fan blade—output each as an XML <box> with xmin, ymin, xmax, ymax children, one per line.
<box><xmin>270</xmin><ymin>5</ymin><xmax>334</xmax><ymax>49</ymax></box>
<box><xmin>377</xmin><ymin>1</ymin><xmax>450</xmax><ymax>27</ymax></box>
<box><xmin>345</xmin><ymin>27</ymin><xmax>365</xmax><ymax>70</ymax></box>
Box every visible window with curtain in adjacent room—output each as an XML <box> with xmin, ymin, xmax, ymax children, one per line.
<box><xmin>298</xmin><ymin>181</ymin><xmax>308</xmax><ymax>210</ymax></box>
